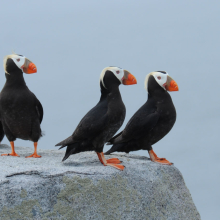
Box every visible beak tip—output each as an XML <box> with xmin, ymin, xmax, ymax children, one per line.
<box><xmin>166</xmin><ymin>79</ymin><xmax>179</xmax><ymax>92</ymax></box>
<box><xmin>122</xmin><ymin>73</ymin><xmax>137</xmax><ymax>85</ymax></box>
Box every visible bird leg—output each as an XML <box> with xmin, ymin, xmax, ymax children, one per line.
<box><xmin>1</xmin><ymin>141</ymin><xmax>20</xmax><ymax>157</ymax></box>
<box><xmin>25</xmin><ymin>142</ymin><xmax>41</xmax><ymax>158</ymax></box>
<box><xmin>96</xmin><ymin>152</ymin><xmax>124</xmax><ymax>170</ymax></box>
<box><xmin>148</xmin><ymin>149</ymin><xmax>172</xmax><ymax>165</ymax></box>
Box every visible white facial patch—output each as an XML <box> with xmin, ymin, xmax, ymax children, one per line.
<box><xmin>3</xmin><ymin>54</ymin><xmax>26</xmax><ymax>74</ymax></box>
<box><xmin>144</xmin><ymin>71</ymin><xmax>168</xmax><ymax>92</ymax></box>
<box><xmin>100</xmin><ymin>66</ymin><xmax>124</xmax><ymax>89</ymax></box>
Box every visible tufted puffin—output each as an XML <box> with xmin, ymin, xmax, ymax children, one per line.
<box><xmin>0</xmin><ymin>54</ymin><xmax>43</xmax><ymax>158</ymax></box>
<box><xmin>56</xmin><ymin>67</ymin><xmax>137</xmax><ymax>170</ymax></box>
<box><xmin>105</xmin><ymin>71</ymin><xmax>178</xmax><ymax>165</ymax></box>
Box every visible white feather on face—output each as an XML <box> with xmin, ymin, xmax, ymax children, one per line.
<box><xmin>100</xmin><ymin>66</ymin><xmax>124</xmax><ymax>89</ymax></box>
<box><xmin>144</xmin><ymin>71</ymin><xmax>168</xmax><ymax>92</ymax></box>
<box><xmin>3</xmin><ymin>54</ymin><xmax>26</xmax><ymax>74</ymax></box>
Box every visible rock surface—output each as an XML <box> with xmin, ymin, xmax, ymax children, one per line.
<box><xmin>0</xmin><ymin>144</ymin><xmax>200</xmax><ymax>220</ymax></box>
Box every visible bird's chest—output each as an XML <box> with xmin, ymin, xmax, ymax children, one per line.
<box><xmin>0</xmin><ymin>89</ymin><xmax>34</xmax><ymax>116</ymax></box>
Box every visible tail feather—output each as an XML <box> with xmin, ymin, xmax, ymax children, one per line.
<box><xmin>104</xmin><ymin>148</ymin><xmax>114</xmax><ymax>155</ymax></box>
<box><xmin>105</xmin><ymin>140</ymin><xmax>139</xmax><ymax>155</ymax></box>
<box><xmin>59</xmin><ymin>145</ymin><xmax>67</xmax><ymax>150</ymax></box>
<box><xmin>107</xmin><ymin>131</ymin><xmax>123</xmax><ymax>144</ymax></box>
<box><xmin>105</xmin><ymin>143</ymin><xmax>128</xmax><ymax>155</ymax></box>
<box><xmin>55</xmin><ymin>136</ymin><xmax>74</xmax><ymax>147</ymax></box>
<box><xmin>61</xmin><ymin>140</ymin><xmax>95</xmax><ymax>162</ymax></box>
<box><xmin>62</xmin><ymin>143</ymin><xmax>79</xmax><ymax>161</ymax></box>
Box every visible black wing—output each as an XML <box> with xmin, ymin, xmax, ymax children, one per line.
<box><xmin>0</xmin><ymin>120</ymin><xmax>5</xmax><ymax>143</ymax></box>
<box><xmin>56</xmin><ymin>100</ymin><xmax>109</xmax><ymax>147</ymax></box>
<box><xmin>109</xmin><ymin>101</ymin><xmax>159</xmax><ymax>144</ymax></box>
<box><xmin>36</xmin><ymin>99</ymin><xmax>43</xmax><ymax>124</ymax></box>
<box><xmin>72</xmin><ymin>104</ymin><xmax>109</xmax><ymax>141</ymax></box>
<box><xmin>0</xmin><ymin>109</ymin><xmax>4</xmax><ymax>142</ymax></box>
<box><xmin>30</xmin><ymin>91</ymin><xmax>43</xmax><ymax>124</ymax></box>
<box><xmin>121</xmin><ymin>111</ymin><xmax>159</xmax><ymax>141</ymax></box>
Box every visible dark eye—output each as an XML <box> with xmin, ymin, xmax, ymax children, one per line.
<box><xmin>116</xmin><ymin>70</ymin><xmax>120</xmax><ymax>74</ymax></box>
<box><xmin>157</xmin><ymin>76</ymin><xmax>161</xmax><ymax>80</ymax></box>
<box><xmin>17</xmin><ymin>58</ymin><xmax>20</xmax><ymax>62</ymax></box>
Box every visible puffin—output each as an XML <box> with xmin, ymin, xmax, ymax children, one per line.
<box><xmin>0</xmin><ymin>54</ymin><xmax>43</xmax><ymax>158</ymax></box>
<box><xmin>105</xmin><ymin>71</ymin><xmax>178</xmax><ymax>165</ymax></box>
<box><xmin>56</xmin><ymin>67</ymin><xmax>137</xmax><ymax>170</ymax></box>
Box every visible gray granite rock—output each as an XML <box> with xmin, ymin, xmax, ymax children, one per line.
<box><xmin>0</xmin><ymin>144</ymin><xmax>200</xmax><ymax>220</ymax></box>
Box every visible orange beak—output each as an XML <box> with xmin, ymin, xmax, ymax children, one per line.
<box><xmin>22</xmin><ymin>58</ymin><xmax>37</xmax><ymax>74</ymax></box>
<box><xmin>165</xmin><ymin>76</ymin><xmax>179</xmax><ymax>91</ymax></box>
<box><xmin>122</xmin><ymin>70</ymin><xmax>137</xmax><ymax>85</ymax></box>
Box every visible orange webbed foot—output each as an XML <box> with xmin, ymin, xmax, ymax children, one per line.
<box><xmin>149</xmin><ymin>149</ymin><xmax>173</xmax><ymax>165</ymax></box>
<box><xmin>153</xmin><ymin>158</ymin><xmax>173</xmax><ymax>165</ymax></box>
<box><xmin>1</xmin><ymin>141</ymin><xmax>20</xmax><ymax>157</ymax></box>
<box><xmin>1</xmin><ymin>153</ymin><xmax>20</xmax><ymax>157</ymax></box>
<box><xmin>107</xmin><ymin>163</ymin><xmax>125</xmax><ymax>170</ymax></box>
<box><xmin>26</xmin><ymin>142</ymin><xmax>41</xmax><ymax>158</ymax></box>
<box><xmin>25</xmin><ymin>153</ymin><xmax>41</xmax><ymax>158</ymax></box>
<box><xmin>106</xmin><ymin>158</ymin><xmax>122</xmax><ymax>164</ymax></box>
<box><xmin>97</xmin><ymin>152</ymin><xmax>125</xmax><ymax>171</ymax></box>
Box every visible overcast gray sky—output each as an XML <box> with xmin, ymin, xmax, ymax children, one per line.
<box><xmin>0</xmin><ymin>0</ymin><xmax>219</xmax><ymax>219</ymax></box>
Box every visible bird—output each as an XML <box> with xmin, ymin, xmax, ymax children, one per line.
<box><xmin>0</xmin><ymin>53</ymin><xmax>43</xmax><ymax>158</ymax></box>
<box><xmin>105</xmin><ymin>71</ymin><xmax>179</xmax><ymax>165</ymax></box>
<box><xmin>56</xmin><ymin>66</ymin><xmax>137</xmax><ymax>170</ymax></box>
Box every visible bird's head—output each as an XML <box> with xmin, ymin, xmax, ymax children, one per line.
<box><xmin>3</xmin><ymin>54</ymin><xmax>37</xmax><ymax>74</ymax></box>
<box><xmin>144</xmin><ymin>71</ymin><xmax>179</xmax><ymax>93</ymax></box>
<box><xmin>100</xmin><ymin>66</ymin><xmax>137</xmax><ymax>90</ymax></box>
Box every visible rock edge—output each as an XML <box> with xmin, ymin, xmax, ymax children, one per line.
<box><xmin>0</xmin><ymin>144</ymin><xmax>200</xmax><ymax>220</ymax></box>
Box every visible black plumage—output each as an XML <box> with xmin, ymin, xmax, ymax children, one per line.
<box><xmin>0</xmin><ymin>54</ymin><xmax>43</xmax><ymax>157</ymax></box>
<box><xmin>105</xmin><ymin>73</ymin><xmax>178</xmax><ymax>165</ymax></box>
<box><xmin>0</xmin><ymin>121</ymin><xmax>5</xmax><ymax>143</ymax></box>
<box><xmin>56</xmin><ymin>67</ymin><xmax>137</xmax><ymax>170</ymax></box>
